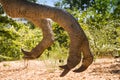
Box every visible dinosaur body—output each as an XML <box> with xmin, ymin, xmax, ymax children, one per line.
<box><xmin>0</xmin><ymin>0</ymin><xmax>93</xmax><ymax>77</ymax></box>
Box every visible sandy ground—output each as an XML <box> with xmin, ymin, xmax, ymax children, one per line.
<box><xmin>0</xmin><ymin>58</ymin><xmax>120</xmax><ymax>80</ymax></box>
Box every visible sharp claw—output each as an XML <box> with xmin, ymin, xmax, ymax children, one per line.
<box><xmin>60</xmin><ymin>68</ymin><xmax>70</xmax><ymax>77</ymax></box>
<box><xmin>21</xmin><ymin>49</ymin><xmax>40</xmax><ymax>59</ymax></box>
<box><xmin>21</xmin><ymin>49</ymin><xmax>34</xmax><ymax>59</ymax></box>
<box><xmin>59</xmin><ymin>64</ymin><xmax>70</xmax><ymax>77</ymax></box>
<box><xmin>22</xmin><ymin>55</ymin><xmax>35</xmax><ymax>60</ymax></box>
<box><xmin>21</xmin><ymin>49</ymin><xmax>31</xmax><ymax>56</ymax></box>
<box><xmin>73</xmin><ymin>65</ymin><xmax>87</xmax><ymax>73</ymax></box>
<box><xmin>59</xmin><ymin>64</ymin><xmax>68</xmax><ymax>69</ymax></box>
<box><xmin>73</xmin><ymin>55</ymin><xmax>93</xmax><ymax>73</ymax></box>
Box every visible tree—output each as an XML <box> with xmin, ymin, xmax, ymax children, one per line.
<box><xmin>55</xmin><ymin>0</ymin><xmax>120</xmax><ymax>57</ymax></box>
<box><xmin>55</xmin><ymin>0</ymin><xmax>119</xmax><ymax>17</ymax></box>
<box><xmin>0</xmin><ymin>5</ymin><xmax>3</xmax><ymax>14</ymax></box>
<box><xmin>0</xmin><ymin>0</ymin><xmax>93</xmax><ymax>77</ymax></box>
<box><xmin>112</xmin><ymin>0</ymin><xmax>120</xmax><ymax>18</ymax></box>
<box><xmin>55</xmin><ymin>0</ymin><xmax>93</xmax><ymax>10</ymax></box>
<box><xmin>27</xmin><ymin>0</ymin><xmax>37</xmax><ymax>2</ymax></box>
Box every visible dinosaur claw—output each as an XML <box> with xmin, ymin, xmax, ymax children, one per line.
<box><xmin>21</xmin><ymin>49</ymin><xmax>34</xmax><ymax>59</ymax></box>
<box><xmin>21</xmin><ymin>49</ymin><xmax>31</xmax><ymax>56</ymax></box>
<box><xmin>73</xmin><ymin>65</ymin><xmax>87</xmax><ymax>73</ymax></box>
<box><xmin>60</xmin><ymin>68</ymin><xmax>70</xmax><ymax>77</ymax></box>
<box><xmin>59</xmin><ymin>64</ymin><xmax>70</xmax><ymax>77</ymax></box>
<box><xmin>59</xmin><ymin>64</ymin><xmax>68</xmax><ymax>69</ymax></box>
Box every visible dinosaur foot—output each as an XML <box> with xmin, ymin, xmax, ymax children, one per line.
<box><xmin>21</xmin><ymin>49</ymin><xmax>39</xmax><ymax>60</ymax></box>
<box><xmin>59</xmin><ymin>64</ymin><xmax>70</xmax><ymax>77</ymax></box>
<box><xmin>73</xmin><ymin>56</ymin><xmax>93</xmax><ymax>72</ymax></box>
<box><xmin>73</xmin><ymin>65</ymin><xmax>88</xmax><ymax>72</ymax></box>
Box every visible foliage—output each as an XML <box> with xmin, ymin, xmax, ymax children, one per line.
<box><xmin>0</xmin><ymin>5</ymin><xmax>4</xmax><ymax>14</ymax></box>
<box><xmin>88</xmin><ymin>19</ymin><xmax>120</xmax><ymax>57</ymax></box>
<box><xmin>55</xmin><ymin>0</ymin><xmax>120</xmax><ymax>57</ymax></box>
<box><xmin>66</xmin><ymin>1</ymin><xmax>120</xmax><ymax>57</ymax></box>
<box><xmin>52</xmin><ymin>23</ymin><xmax>69</xmax><ymax>48</ymax></box>
<box><xmin>0</xmin><ymin>17</ymin><xmax>42</xmax><ymax>61</ymax></box>
<box><xmin>27</xmin><ymin>0</ymin><xmax>37</xmax><ymax>3</ymax></box>
<box><xmin>39</xmin><ymin>22</ymin><xmax>69</xmax><ymax>62</ymax></box>
<box><xmin>0</xmin><ymin>15</ymin><xmax>69</xmax><ymax>61</ymax></box>
<box><xmin>55</xmin><ymin>0</ymin><xmax>92</xmax><ymax>10</ymax></box>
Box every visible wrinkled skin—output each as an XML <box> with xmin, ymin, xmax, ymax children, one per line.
<box><xmin>0</xmin><ymin>0</ymin><xmax>93</xmax><ymax>77</ymax></box>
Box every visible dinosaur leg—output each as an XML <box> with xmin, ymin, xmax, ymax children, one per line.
<box><xmin>59</xmin><ymin>35</ymin><xmax>82</xmax><ymax>77</ymax></box>
<box><xmin>22</xmin><ymin>19</ymin><xmax>54</xmax><ymax>59</ymax></box>
<box><xmin>59</xmin><ymin>22</ymin><xmax>93</xmax><ymax>76</ymax></box>
<box><xmin>73</xmin><ymin>40</ymin><xmax>93</xmax><ymax>72</ymax></box>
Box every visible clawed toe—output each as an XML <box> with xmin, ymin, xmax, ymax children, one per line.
<box><xmin>60</xmin><ymin>68</ymin><xmax>70</xmax><ymax>77</ymax></box>
<box><xmin>21</xmin><ymin>49</ymin><xmax>31</xmax><ymax>56</ymax></box>
<box><xmin>23</xmin><ymin>55</ymin><xmax>35</xmax><ymax>60</ymax></box>
<box><xmin>21</xmin><ymin>49</ymin><xmax>35</xmax><ymax>59</ymax></box>
<box><xmin>21</xmin><ymin>49</ymin><xmax>41</xmax><ymax>59</ymax></box>
<box><xmin>73</xmin><ymin>65</ymin><xmax>87</xmax><ymax>73</ymax></box>
<box><xmin>59</xmin><ymin>64</ymin><xmax>68</xmax><ymax>69</ymax></box>
<box><xmin>59</xmin><ymin>64</ymin><xmax>70</xmax><ymax>77</ymax></box>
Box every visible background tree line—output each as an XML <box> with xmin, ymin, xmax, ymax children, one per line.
<box><xmin>55</xmin><ymin>0</ymin><xmax>120</xmax><ymax>57</ymax></box>
<box><xmin>0</xmin><ymin>0</ymin><xmax>120</xmax><ymax>61</ymax></box>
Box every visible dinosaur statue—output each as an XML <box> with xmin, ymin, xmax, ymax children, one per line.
<box><xmin>0</xmin><ymin>0</ymin><xmax>93</xmax><ymax>77</ymax></box>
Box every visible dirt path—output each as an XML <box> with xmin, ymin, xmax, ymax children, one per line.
<box><xmin>0</xmin><ymin>58</ymin><xmax>120</xmax><ymax>80</ymax></box>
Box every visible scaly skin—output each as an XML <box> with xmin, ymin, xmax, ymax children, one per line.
<box><xmin>0</xmin><ymin>0</ymin><xmax>93</xmax><ymax>77</ymax></box>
